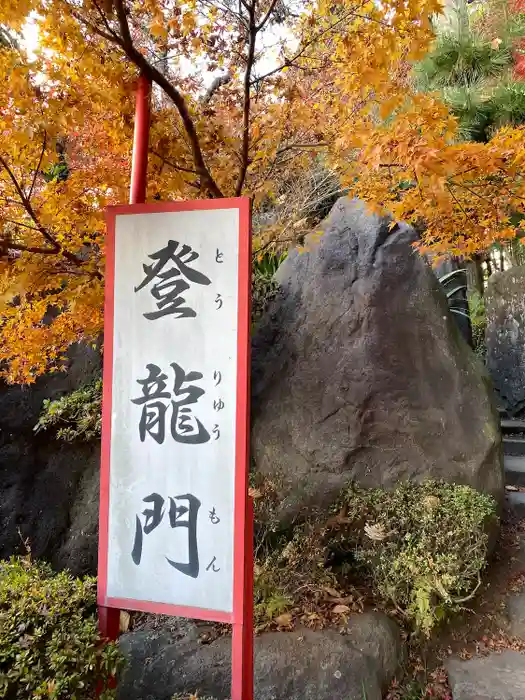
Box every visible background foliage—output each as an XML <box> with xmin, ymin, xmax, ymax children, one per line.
<box><xmin>6</xmin><ymin>0</ymin><xmax>525</xmax><ymax>381</ymax></box>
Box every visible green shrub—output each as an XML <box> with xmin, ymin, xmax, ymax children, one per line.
<box><xmin>252</xmin><ymin>480</ymin><xmax>496</xmax><ymax>635</ymax></box>
<box><xmin>333</xmin><ymin>481</ymin><xmax>497</xmax><ymax>635</ymax></box>
<box><xmin>0</xmin><ymin>557</ymin><xmax>122</xmax><ymax>699</ymax></box>
<box><xmin>34</xmin><ymin>378</ymin><xmax>102</xmax><ymax>442</ymax></box>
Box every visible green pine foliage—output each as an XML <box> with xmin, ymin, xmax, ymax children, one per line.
<box><xmin>416</xmin><ymin>31</ymin><xmax>513</xmax><ymax>89</ymax></box>
<box><xmin>416</xmin><ymin>0</ymin><xmax>525</xmax><ymax>142</ymax></box>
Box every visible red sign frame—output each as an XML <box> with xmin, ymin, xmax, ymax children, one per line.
<box><xmin>97</xmin><ymin>198</ymin><xmax>253</xmax><ymax>699</ymax></box>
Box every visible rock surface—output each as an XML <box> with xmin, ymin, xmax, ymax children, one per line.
<box><xmin>507</xmin><ymin>589</ymin><xmax>525</xmax><ymax>638</ymax></box>
<box><xmin>486</xmin><ymin>267</ymin><xmax>525</xmax><ymax>416</ymax></box>
<box><xmin>119</xmin><ymin>613</ymin><xmax>403</xmax><ymax>700</ymax></box>
<box><xmin>343</xmin><ymin>610</ymin><xmax>404</xmax><ymax>687</ymax></box>
<box><xmin>0</xmin><ymin>342</ymin><xmax>101</xmax><ymax>575</ymax></box>
<box><xmin>251</xmin><ymin>197</ymin><xmax>503</xmax><ymax>521</ymax></box>
<box><xmin>447</xmin><ymin>651</ymin><xmax>525</xmax><ymax>700</ymax></box>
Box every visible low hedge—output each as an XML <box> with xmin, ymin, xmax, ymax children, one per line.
<box><xmin>0</xmin><ymin>557</ymin><xmax>122</xmax><ymax>699</ymax></box>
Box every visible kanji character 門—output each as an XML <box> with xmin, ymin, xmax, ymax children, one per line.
<box><xmin>131</xmin><ymin>492</ymin><xmax>201</xmax><ymax>578</ymax></box>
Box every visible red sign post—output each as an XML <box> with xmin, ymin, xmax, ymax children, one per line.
<box><xmin>97</xmin><ymin>74</ymin><xmax>254</xmax><ymax>700</ymax></box>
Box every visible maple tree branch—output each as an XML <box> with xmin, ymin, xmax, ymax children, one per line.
<box><xmin>451</xmin><ymin>180</ymin><xmax>496</xmax><ymax>208</ymax></box>
<box><xmin>151</xmin><ymin>152</ymin><xmax>201</xmax><ymax>191</ymax></box>
<box><xmin>201</xmin><ymin>73</ymin><xmax>232</xmax><ymax>105</ymax></box>
<box><xmin>445</xmin><ymin>183</ymin><xmax>473</xmax><ymax>223</ymax></box>
<box><xmin>0</xmin><ymin>156</ymin><xmax>101</xmax><ymax>277</ymax></box>
<box><xmin>257</xmin><ymin>0</ymin><xmax>280</xmax><ymax>31</ymax></box>
<box><xmin>235</xmin><ymin>0</ymin><xmax>257</xmax><ymax>196</ymax></box>
<box><xmin>151</xmin><ymin>150</ymin><xmax>199</xmax><ymax>175</ymax></box>
<box><xmin>110</xmin><ymin>0</ymin><xmax>223</xmax><ymax>198</ymax></box>
<box><xmin>52</xmin><ymin>188</ymin><xmax>92</xmax><ymax>218</ymax></box>
<box><xmin>199</xmin><ymin>0</ymin><xmax>249</xmax><ymax>29</ymax></box>
<box><xmin>3</xmin><ymin>218</ymin><xmax>43</xmax><ymax>232</ymax></box>
<box><xmin>276</xmin><ymin>142</ymin><xmax>328</xmax><ymax>157</ymax></box>
<box><xmin>0</xmin><ymin>240</ymin><xmax>60</xmax><ymax>255</ymax></box>
<box><xmin>91</xmin><ymin>0</ymin><xmax>121</xmax><ymax>40</ymax></box>
<box><xmin>70</xmin><ymin>8</ymin><xmax>118</xmax><ymax>43</ymax></box>
<box><xmin>28</xmin><ymin>132</ymin><xmax>47</xmax><ymax>202</ymax></box>
<box><xmin>0</xmin><ymin>155</ymin><xmax>57</xmax><ymax>249</ymax></box>
<box><xmin>251</xmin><ymin>8</ymin><xmax>369</xmax><ymax>85</ymax></box>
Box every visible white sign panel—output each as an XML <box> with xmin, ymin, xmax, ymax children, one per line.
<box><xmin>98</xmin><ymin>199</ymin><xmax>250</xmax><ymax>620</ymax></box>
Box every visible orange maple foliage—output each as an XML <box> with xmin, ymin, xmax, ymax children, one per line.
<box><xmin>1</xmin><ymin>0</ymin><xmax>525</xmax><ymax>382</ymax></box>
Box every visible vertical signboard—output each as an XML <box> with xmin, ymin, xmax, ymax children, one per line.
<box><xmin>98</xmin><ymin>198</ymin><xmax>251</xmax><ymax>624</ymax></box>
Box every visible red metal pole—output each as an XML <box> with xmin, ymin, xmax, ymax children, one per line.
<box><xmin>231</xmin><ymin>496</ymin><xmax>254</xmax><ymax>700</ymax></box>
<box><xmin>129</xmin><ymin>73</ymin><xmax>151</xmax><ymax>205</ymax></box>
<box><xmin>97</xmin><ymin>71</ymin><xmax>152</xmax><ymax>693</ymax></box>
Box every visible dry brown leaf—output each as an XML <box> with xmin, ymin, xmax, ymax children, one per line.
<box><xmin>332</xmin><ymin>604</ymin><xmax>351</xmax><ymax>614</ymax></box>
<box><xmin>327</xmin><ymin>595</ymin><xmax>355</xmax><ymax>605</ymax></box>
<box><xmin>248</xmin><ymin>488</ymin><xmax>263</xmax><ymax>499</ymax></box>
<box><xmin>275</xmin><ymin>612</ymin><xmax>293</xmax><ymax>627</ymax></box>
<box><xmin>323</xmin><ymin>586</ymin><xmax>341</xmax><ymax>598</ymax></box>
<box><xmin>119</xmin><ymin>610</ymin><xmax>130</xmax><ymax>633</ymax></box>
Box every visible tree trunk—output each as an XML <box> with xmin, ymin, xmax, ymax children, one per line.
<box><xmin>507</xmin><ymin>239</ymin><xmax>525</xmax><ymax>267</ymax></box>
<box><xmin>466</xmin><ymin>255</ymin><xmax>484</xmax><ymax>298</ymax></box>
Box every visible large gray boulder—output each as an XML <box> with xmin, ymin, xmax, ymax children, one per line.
<box><xmin>486</xmin><ymin>267</ymin><xmax>525</xmax><ymax>416</ymax></box>
<box><xmin>118</xmin><ymin>613</ymin><xmax>403</xmax><ymax>700</ymax></box>
<box><xmin>447</xmin><ymin>651</ymin><xmax>525</xmax><ymax>699</ymax></box>
<box><xmin>0</xmin><ymin>342</ymin><xmax>101</xmax><ymax>575</ymax></box>
<box><xmin>252</xmin><ymin>198</ymin><xmax>503</xmax><ymax>522</ymax></box>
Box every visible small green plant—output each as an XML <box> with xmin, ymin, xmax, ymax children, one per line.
<box><xmin>0</xmin><ymin>557</ymin><xmax>122</xmax><ymax>699</ymax></box>
<box><xmin>468</xmin><ymin>290</ymin><xmax>486</xmax><ymax>360</ymax></box>
<box><xmin>251</xmin><ymin>251</ymin><xmax>286</xmax><ymax>325</ymax></box>
<box><xmin>35</xmin><ymin>377</ymin><xmax>102</xmax><ymax>442</ymax></box>
<box><xmin>334</xmin><ymin>481</ymin><xmax>497</xmax><ymax>636</ymax></box>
